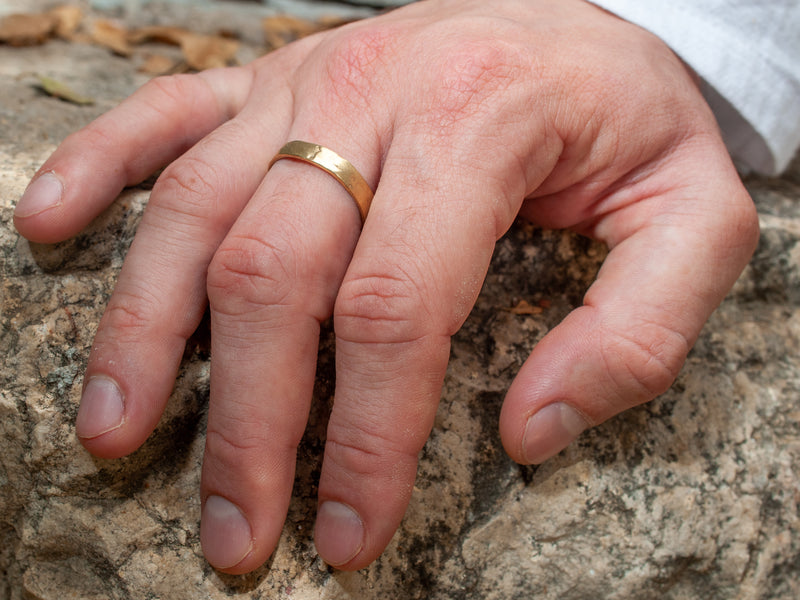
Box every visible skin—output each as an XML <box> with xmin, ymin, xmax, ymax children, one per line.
<box><xmin>14</xmin><ymin>0</ymin><xmax>758</xmax><ymax>575</ymax></box>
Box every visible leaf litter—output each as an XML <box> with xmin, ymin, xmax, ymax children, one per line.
<box><xmin>1</xmin><ymin>4</ymin><xmax>346</xmax><ymax>104</ymax></box>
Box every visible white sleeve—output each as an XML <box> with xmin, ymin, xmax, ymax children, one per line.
<box><xmin>586</xmin><ymin>0</ymin><xmax>800</xmax><ymax>175</ymax></box>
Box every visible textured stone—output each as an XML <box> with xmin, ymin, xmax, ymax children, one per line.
<box><xmin>1</xmin><ymin>3</ymin><xmax>799</xmax><ymax>599</ymax></box>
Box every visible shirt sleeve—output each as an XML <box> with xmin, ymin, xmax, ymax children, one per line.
<box><xmin>586</xmin><ymin>0</ymin><xmax>800</xmax><ymax>175</ymax></box>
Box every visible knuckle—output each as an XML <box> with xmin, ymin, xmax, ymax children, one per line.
<box><xmin>205</xmin><ymin>410</ymin><xmax>269</xmax><ymax>460</ymax></box>
<box><xmin>423</xmin><ymin>39</ymin><xmax>523</xmax><ymax>129</ymax></box>
<box><xmin>139</xmin><ymin>73</ymin><xmax>200</xmax><ymax>112</ymax></box>
<box><xmin>205</xmin><ymin>426</ymin><xmax>262</xmax><ymax>460</ymax></box>
<box><xmin>100</xmin><ymin>287</ymin><xmax>160</xmax><ymax>340</ymax></box>
<box><xmin>325</xmin><ymin>422</ymin><xmax>417</xmax><ymax>480</ymax></box>
<box><xmin>155</xmin><ymin>155</ymin><xmax>220</xmax><ymax>212</ymax></box>
<box><xmin>207</xmin><ymin>232</ymin><xmax>298</xmax><ymax>314</ymax></box>
<box><xmin>602</xmin><ymin>320</ymin><xmax>690</xmax><ymax>401</ymax></box>
<box><xmin>134</xmin><ymin>74</ymin><xmax>210</xmax><ymax>138</ymax></box>
<box><xmin>335</xmin><ymin>269</ymin><xmax>429</xmax><ymax>344</ymax></box>
<box><xmin>204</xmin><ymin>406</ymin><xmax>299</xmax><ymax>478</ymax></box>
<box><xmin>71</xmin><ymin>119</ymin><xmax>116</xmax><ymax>154</ymax></box>
<box><xmin>322</xmin><ymin>25</ymin><xmax>396</xmax><ymax>109</ymax></box>
<box><xmin>67</xmin><ymin>121</ymin><xmax>136</xmax><ymax>186</ymax></box>
<box><xmin>204</xmin><ymin>424</ymin><xmax>273</xmax><ymax>480</ymax></box>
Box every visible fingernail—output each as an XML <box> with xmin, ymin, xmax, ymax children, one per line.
<box><xmin>522</xmin><ymin>402</ymin><xmax>589</xmax><ymax>464</ymax></box>
<box><xmin>201</xmin><ymin>495</ymin><xmax>254</xmax><ymax>570</ymax></box>
<box><xmin>15</xmin><ymin>172</ymin><xmax>63</xmax><ymax>218</ymax></box>
<box><xmin>314</xmin><ymin>501</ymin><xmax>364</xmax><ymax>567</ymax></box>
<box><xmin>76</xmin><ymin>376</ymin><xmax>125</xmax><ymax>439</ymax></box>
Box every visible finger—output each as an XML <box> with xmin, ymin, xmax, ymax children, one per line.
<box><xmin>76</xmin><ymin>76</ymin><xmax>295</xmax><ymax>459</ymax></box>
<box><xmin>14</xmin><ymin>67</ymin><xmax>254</xmax><ymax>243</ymax></box>
<box><xmin>500</xmin><ymin>150</ymin><xmax>760</xmax><ymax>465</ymax></box>
<box><xmin>313</xmin><ymin>130</ymin><xmax>538</xmax><ymax>569</ymax></box>
<box><xmin>305</xmin><ymin>30</ymin><xmax>565</xmax><ymax>568</ymax></box>
<box><xmin>196</xmin><ymin>22</ymin><xmax>408</xmax><ymax>572</ymax></box>
<box><xmin>198</xmin><ymin>131</ymin><xmax>380</xmax><ymax>573</ymax></box>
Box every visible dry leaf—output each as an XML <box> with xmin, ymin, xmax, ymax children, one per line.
<box><xmin>49</xmin><ymin>5</ymin><xmax>83</xmax><ymax>39</ymax></box>
<box><xmin>262</xmin><ymin>15</ymin><xmax>321</xmax><ymax>49</ymax></box>
<box><xmin>138</xmin><ymin>53</ymin><xmax>178</xmax><ymax>75</ymax></box>
<box><xmin>36</xmin><ymin>75</ymin><xmax>95</xmax><ymax>105</ymax></box>
<box><xmin>179</xmin><ymin>33</ymin><xmax>239</xmax><ymax>70</ymax></box>
<box><xmin>91</xmin><ymin>19</ymin><xmax>132</xmax><ymax>56</ymax></box>
<box><xmin>506</xmin><ymin>300</ymin><xmax>544</xmax><ymax>316</ymax></box>
<box><xmin>129</xmin><ymin>25</ymin><xmax>189</xmax><ymax>47</ymax></box>
<box><xmin>130</xmin><ymin>26</ymin><xmax>238</xmax><ymax>70</ymax></box>
<box><xmin>318</xmin><ymin>15</ymin><xmax>351</xmax><ymax>28</ymax></box>
<box><xmin>262</xmin><ymin>14</ymin><xmax>348</xmax><ymax>50</ymax></box>
<box><xmin>0</xmin><ymin>13</ymin><xmax>56</xmax><ymax>46</ymax></box>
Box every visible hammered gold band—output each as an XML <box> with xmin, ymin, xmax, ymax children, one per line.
<box><xmin>268</xmin><ymin>140</ymin><xmax>374</xmax><ymax>224</ymax></box>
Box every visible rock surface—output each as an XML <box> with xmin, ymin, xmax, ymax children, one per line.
<box><xmin>1</xmin><ymin>3</ymin><xmax>799</xmax><ymax>599</ymax></box>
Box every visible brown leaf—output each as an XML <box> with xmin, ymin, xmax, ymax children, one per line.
<box><xmin>36</xmin><ymin>75</ymin><xmax>95</xmax><ymax>105</ymax></box>
<box><xmin>506</xmin><ymin>300</ymin><xmax>544</xmax><ymax>316</ymax></box>
<box><xmin>318</xmin><ymin>15</ymin><xmax>351</xmax><ymax>28</ymax></box>
<box><xmin>129</xmin><ymin>25</ymin><xmax>190</xmax><ymax>47</ymax></box>
<box><xmin>90</xmin><ymin>19</ymin><xmax>133</xmax><ymax>56</ymax></box>
<box><xmin>0</xmin><ymin>13</ymin><xmax>57</xmax><ymax>46</ymax></box>
<box><xmin>262</xmin><ymin>15</ymin><xmax>321</xmax><ymax>49</ymax></box>
<box><xmin>179</xmin><ymin>33</ymin><xmax>239</xmax><ymax>70</ymax></box>
<box><xmin>49</xmin><ymin>5</ymin><xmax>83</xmax><ymax>39</ymax></box>
<box><xmin>130</xmin><ymin>26</ymin><xmax>238</xmax><ymax>70</ymax></box>
<box><xmin>138</xmin><ymin>53</ymin><xmax>178</xmax><ymax>76</ymax></box>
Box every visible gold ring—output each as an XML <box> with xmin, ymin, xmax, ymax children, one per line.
<box><xmin>268</xmin><ymin>140</ymin><xmax>374</xmax><ymax>224</ymax></box>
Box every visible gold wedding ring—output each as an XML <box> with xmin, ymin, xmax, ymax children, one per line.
<box><xmin>268</xmin><ymin>140</ymin><xmax>374</xmax><ymax>224</ymax></box>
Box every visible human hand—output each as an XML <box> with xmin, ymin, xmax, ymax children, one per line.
<box><xmin>14</xmin><ymin>0</ymin><xmax>758</xmax><ymax>574</ymax></box>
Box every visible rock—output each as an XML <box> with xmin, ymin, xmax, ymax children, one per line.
<box><xmin>1</xmin><ymin>4</ymin><xmax>799</xmax><ymax>599</ymax></box>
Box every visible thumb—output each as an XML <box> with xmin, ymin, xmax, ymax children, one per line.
<box><xmin>500</xmin><ymin>157</ymin><xmax>759</xmax><ymax>464</ymax></box>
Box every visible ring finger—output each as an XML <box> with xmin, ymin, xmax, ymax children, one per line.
<box><xmin>199</xmin><ymin>122</ymin><xmax>383</xmax><ymax>572</ymax></box>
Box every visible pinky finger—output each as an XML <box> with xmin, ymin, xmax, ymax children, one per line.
<box><xmin>14</xmin><ymin>67</ymin><xmax>254</xmax><ymax>244</ymax></box>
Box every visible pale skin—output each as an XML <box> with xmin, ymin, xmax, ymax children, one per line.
<box><xmin>14</xmin><ymin>0</ymin><xmax>759</xmax><ymax>574</ymax></box>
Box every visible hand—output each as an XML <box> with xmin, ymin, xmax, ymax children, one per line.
<box><xmin>14</xmin><ymin>0</ymin><xmax>758</xmax><ymax>574</ymax></box>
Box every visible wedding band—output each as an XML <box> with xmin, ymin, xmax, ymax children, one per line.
<box><xmin>268</xmin><ymin>140</ymin><xmax>374</xmax><ymax>224</ymax></box>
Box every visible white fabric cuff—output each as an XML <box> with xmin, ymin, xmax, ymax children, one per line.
<box><xmin>587</xmin><ymin>0</ymin><xmax>800</xmax><ymax>175</ymax></box>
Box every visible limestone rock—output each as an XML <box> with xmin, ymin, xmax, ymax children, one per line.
<box><xmin>1</xmin><ymin>5</ymin><xmax>799</xmax><ymax>599</ymax></box>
